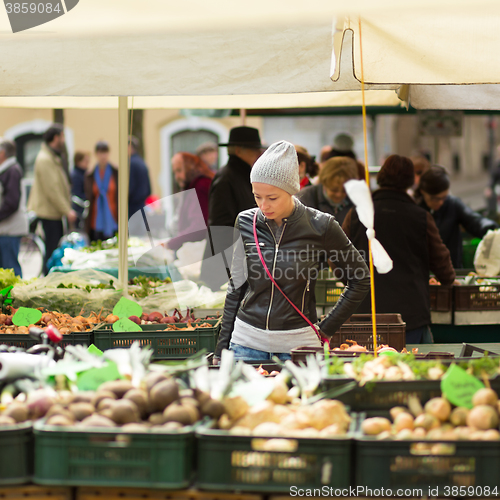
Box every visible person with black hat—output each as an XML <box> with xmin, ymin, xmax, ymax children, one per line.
<box><xmin>201</xmin><ymin>126</ymin><xmax>265</xmax><ymax>290</ymax></box>
<box><xmin>342</xmin><ymin>154</ymin><xmax>456</xmax><ymax>344</ymax></box>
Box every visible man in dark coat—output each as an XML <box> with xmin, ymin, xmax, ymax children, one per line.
<box><xmin>200</xmin><ymin>126</ymin><xmax>265</xmax><ymax>290</ymax></box>
<box><xmin>343</xmin><ymin>155</ymin><xmax>455</xmax><ymax>344</ymax></box>
<box><xmin>128</xmin><ymin>136</ymin><xmax>151</xmax><ymax>218</ymax></box>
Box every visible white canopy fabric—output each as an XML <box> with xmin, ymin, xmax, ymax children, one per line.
<box><xmin>333</xmin><ymin>7</ymin><xmax>500</xmax><ymax>86</ymax></box>
<box><xmin>0</xmin><ymin>92</ymin><xmax>401</xmax><ymax>109</ymax></box>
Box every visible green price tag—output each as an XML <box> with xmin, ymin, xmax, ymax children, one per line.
<box><xmin>12</xmin><ymin>307</ymin><xmax>42</xmax><ymax>327</ymax></box>
<box><xmin>379</xmin><ymin>351</ymin><xmax>398</xmax><ymax>357</ymax></box>
<box><xmin>112</xmin><ymin>297</ymin><xmax>142</xmax><ymax>319</ymax></box>
<box><xmin>0</xmin><ymin>286</ymin><xmax>13</xmax><ymax>306</ymax></box>
<box><xmin>77</xmin><ymin>361</ymin><xmax>122</xmax><ymax>391</ymax></box>
<box><xmin>441</xmin><ymin>364</ymin><xmax>485</xmax><ymax>409</ymax></box>
<box><xmin>112</xmin><ymin>317</ymin><xmax>143</xmax><ymax>333</ymax></box>
<box><xmin>87</xmin><ymin>344</ymin><xmax>104</xmax><ymax>356</ymax></box>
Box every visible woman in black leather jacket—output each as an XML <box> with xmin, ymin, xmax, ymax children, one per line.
<box><xmin>213</xmin><ymin>141</ymin><xmax>370</xmax><ymax>363</ymax></box>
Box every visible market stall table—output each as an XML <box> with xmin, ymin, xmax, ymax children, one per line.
<box><xmin>407</xmin><ymin>342</ymin><xmax>500</xmax><ymax>357</ymax></box>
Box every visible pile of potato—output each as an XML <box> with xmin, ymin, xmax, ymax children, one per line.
<box><xmin>217</xmin><ymin>379</ymin><xmax>351</xmax><ymax>440</ymax></box>
<box><xmin>0</xmin><ymin>373</ymin><xmax>224</xmax><ymax>431</ymax></box>
<box><xmin>362</xmin><ymin>388</ymin><xmax>500</xmax><ymax>441</ymax></box>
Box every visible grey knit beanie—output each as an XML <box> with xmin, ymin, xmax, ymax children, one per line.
<box><xmin>250</xmin><ymin>140</ymin><xmax>300</xmax><ymax>195</ymax></box>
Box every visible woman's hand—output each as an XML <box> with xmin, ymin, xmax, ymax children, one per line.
<box><xmin>212</xmin><ymin>356</ymin><xmax>221</xmax><ymax>366</ymax></box>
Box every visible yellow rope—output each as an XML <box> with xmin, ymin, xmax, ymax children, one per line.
<box><xmin>359</xmin><ymin>18</ymin><xmax>378</xmax><ymax>356</ymax></box>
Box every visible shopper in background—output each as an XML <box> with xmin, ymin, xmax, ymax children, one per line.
<box><xmin>409</xmin><ymin>155</ymin><xmax>431</xmax><ymax>196</ymax></box>
<box><xmin>0</xmin><ymin>139</ymin><xmax>28</xmax><ymax>277</ymax></box>
<box><xmin>167</xmin><ymin>152</ymin><xmax>215</xmax><ymax>251</ymax></box>
<box><xmin>295</xmin><ymin>145</ymin><xmax>318</xmax><ymax>190</ymax></box>
<box><xmin>485</xmin><ymin>145</ymin><xmax>500</xmax><ymax>219</ymax></box>
<box><xmin>415</xmin><ymin>166</ymin><xmax>499</xmax><ymax>268</ymax></box>
<box><xmin>84</xmin><ymin>141</ymin><xmax>118</xmax><ymax>242</ymax></box>
<box><xmin>298</xmin><ymin>156</ymin><xmax>358</xmax><ymax>225</ymax></box>
<box><xmin>201</xmin><ymin>126</ymin><xmax>265</xmax><ymax>291</ymax></box>
<box><xmin>330</xmin><ymin>133</ymin><xmax>357</xmax><ymax>160</ymax></box>
<box><xmin>71</xmin><ymin>151</ymin><xmax>90</xmax><ymax>228</ymax></box>
<box><xmin>128</xmin><ymin>136</ymin><xmax>151</xmax><ymax>218</ymax></box>
<box><xmin>28</xmin><ymin>123</ymin><xmax>76</xmax><ymax>275</ymax></box>
<box><xmin>214</xmin><ymin>141</ymin><xmax>369</xmax><ymax>363</ymax></box>
<box><xmin>196</xmin><ymin>142</ymin><xmax>218</xmax><ymax>170</ymax></box>
<box><xmin>343</xmin><ymin>155</ymin><xmax>456</xmax><ymax>344</ymax></box>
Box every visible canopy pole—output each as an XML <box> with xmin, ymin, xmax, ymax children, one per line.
<box><xmin>118</xmin><ymin>96</ymin><xmax>129</xmax><ymax>295</ymax></box>
<box><xmin>359</xmin><ymin>19</ymin><xmax>378</xmax><ymax>356</ymax></box>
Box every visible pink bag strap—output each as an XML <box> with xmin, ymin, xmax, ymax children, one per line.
<box><xmin>252</xmin><ymin>210</ymin><xmax>329</xmax><ymax>347</ymax></box>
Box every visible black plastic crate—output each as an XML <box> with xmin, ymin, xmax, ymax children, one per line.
<box><xmin>0</xmin><ymin>423</ymin><xmax>33</xmax><ymax>485</ymax></box>
<box><xmin>0</xmin><ymin>332</ymin><xmax>92</xmax><ymax>350</ymax></box>
<box><xmin>196</xmin><ymin>428</ymin><xmax>352</xmax><ymax>492</ymax></box>
<box><xmin>93</xmin><ymin>320</ymin><xmax>220</xmax><ymax>359</ymax></box>
<box><xmin>354</xmin><ymin>412</ymin><xmax>500</xmax><ymax>495</ymax></box>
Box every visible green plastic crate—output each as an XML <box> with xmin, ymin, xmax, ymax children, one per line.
<box><xmin>93</xmin><ymin>320</ymin><xmax>220</xmax><ymax>359</ymax></box>
<box><xmin>195</xmin><ymin>428</ymin><xmax>352</xmax><ymax>492</ymax></box>
<box><xmin>315</xmin><ymin>280</ymin><xmax>344</xmax><ymax>307</ymax></box>
<box><xmin>0</xmin><ymin>423</ymin><xmax>33</xmax><ymax>485</ymax></box>
<box><xmin>0</xmin><ymin>332</ymin><xmax>92</xmax><ymax>350</ymax></box>
<box><xmin>354</xmin><ymin>412</ymin><xmax>500</xmax><ymax>494</ymax></box>
<box><xmin>33</xmin><ymin>422</ymin><xmax>194</xmax><ymax>488</ymax></box>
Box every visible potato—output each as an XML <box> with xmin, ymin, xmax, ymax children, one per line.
<box><xmin>414</xmin><ymin>413</ymin><xmax>440</xmax><ymax>431</ymax></box>
<box><xmin>361</xmin><ymin>417</ymin><xmax>391</xmax><ymax>436</ymax></box>
<box><xmin>390</xmin><ymin>406</ymin><xmax>409</xmax><ymax>421</ymax></box>
<box><xmin>472</xmin><ymin>388</ymin><xmax>499</xmax><ymax>408</ymax></box>
<box><xmin>467</xmin><ymin>405</ymin><xmax>499</xmax><ymax>430</ymax></box>
<box><xmin>394</xmin><ymin>412</ymin><xmax>414</xmax><ymax>432</ymax></box>
<box><xmin>424</xmin><ymin>397</ymin><xmax>451</xmax><ymax>422</ymax></box>
<box><xmin>450</xmin><ymin>407</ymin><xmax>469</xmax><ymax>427</ymax></box>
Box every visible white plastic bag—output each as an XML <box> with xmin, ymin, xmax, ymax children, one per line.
<box><xmin>474</xmin><ymin>229</ymin><xmax>500</xmax><ymax>276</ymax></box>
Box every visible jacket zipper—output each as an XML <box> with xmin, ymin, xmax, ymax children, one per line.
<box><xmin>301</xmin><ymin>279</ymin><xmax>310</xmax><ymax>313</ymax></box>
<box><xmin>265</xmin><ymin>221</ymin><xmax>287</xmax><ymax>330</ymax></box>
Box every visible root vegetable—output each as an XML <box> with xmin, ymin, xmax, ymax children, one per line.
<box><xmin>472</xmin><ymin>388</ymin><xmax>499</xmax><ymax>408</ymax></box>
<box><xmin>414</xmin><ymin>414</ymin><xmax>440</xmax><ymax>431</ymax></box>
<box><xmin>450</xmin><ymin>407</ymin><xmax>469</xmax><ymax>427</ymax></box>
<box><xmin>124</xmin><ymin>389</ymin><xmax>149</xmax><ymax>418</ymax></box>
<box><xmin>0</xmin><ymin>415</ymin><xmax>16</xmax><ymax>425</ymax></box>
<box><xmin>390</xmin><ymin>407</ymin><xmax>409</xmax><ymax>421</ymax></box>
<box><xmin>110</xmin><ymin>399</ymin><xmax>141</xmax><ymax>425</ymax></box>
<box><xmin>223</xmin><ymin>396</ymin><xmax>249</xmax><ymax>422</ymax></box>
<box><xmin>424</xmin><ymin>397</ymin><xmax>451</xmax><ymax>422</ymax></box>
<box><xmin>128</xmin><ymin>316</ymin><xmax>141</xmax><ymax>325</ymax></box>
<box><xmin>99</xmin><ymin>380</ymin><xmax>133</xmax><ymax>399</ymax></box>
<box><xmin>163</xmin><ymin>402</ymin><xmax>193</xmax><ymax>426</ymax></box>
<box><xmin>79</xmin><ymin>415</ymin><xmax>116</xmax><ymax>428</ymax></box>
<box><xmin>362</xmin><ymin>417</ymin><xmax>391</xmax><ymax>436</ymax></box>
<box><xmin>467</xmin><ymin>405</ymin><xmax>499</xmax><ymax>430</ymax></box>
<box><xmin>482</xmin><ymin>429</ymin><xmax>500</xmax><ymax>440</ymax></box>
<box><xmin>69</xmin><ymin>403</ymin><xmax>95</xmax><ymax>421</ymax></box>
<box><xmin>394</xmin><ymin>412</ymin><xmax>414</xmax><ymax>432</ymax></box>
<box><xmin>150</xmin><ymin>379</ymin><xmax>179</xmax><ymax>412</ymax></box>
<box><xmin>46</xmin><ymin>415</ymin><xmax>73</xmax><ymax>427</ymax></box>
<box><xmin>148</xmin><ymin>312</ymin><xmax>163</xmax><ymax>323</ymax></box>
<box><xmin>4</xmin><ymin>402</ymin><xmax>29</xmax><ymax>423</ymax></box>
<box><xmin>160</xmin><ymin>315</ymin><xmax>175</xmax><ymax>324</ymax></box>
<box><xmin>105</xmin><ymin>314</ymin><xmax>119</xmax><ymax>323</ymax></box>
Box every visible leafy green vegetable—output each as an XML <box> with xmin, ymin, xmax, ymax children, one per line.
<box><xmin>0</xmin><ymin>268</ymin><xmax>22</xmax><ymax>290</ymax></box>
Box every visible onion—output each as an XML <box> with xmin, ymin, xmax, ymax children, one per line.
<box><xmin>105</xmin><ymin>314</ymin><xmax>119</xmax><ymax>324</ymax></box>
<box><xmin>424</xmin><ymin>397</ymin><xmax>451</xmax><ymax>422</ymax></box>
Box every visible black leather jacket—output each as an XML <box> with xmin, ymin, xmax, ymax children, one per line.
<box><xmin>214</xmin><ymin>200</ymin><xmax>370</xmax><ymax>357</ymax></box>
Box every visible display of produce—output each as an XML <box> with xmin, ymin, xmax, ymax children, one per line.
<box><xmin>361</xmin><ymin>389</ymin><xmax>500</xmax><ymax>440</ymax></box>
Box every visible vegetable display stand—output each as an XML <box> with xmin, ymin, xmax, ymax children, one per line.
<box><xmin>429</xmin><ymin>285</ymin><xmax>453</xmax><ymax>325</ymax></box>
<box><xmin>33</xmin><ymin>422</ymin><xmax>194</xmax><ymax>488</ymax></box>
<box><xmin>0</xmin><ymin>485</ymin><xmax>72</xmax><ymax>499</ymax></box>
<box><xmin>454</xmin><ymin>282</ymin><xmax>500</xmax><ymax>326</ymax></box>
<box><xmin>76</xmin><ymin>488</ymin><xmax>263</xmax><ymax>500</ymax></box>
<box><xmin>195</xmin><ymin>428</ymin><xmax>351</xmax><ymax>492</ymax></box>
<box><xmin>354</xmin><ymin>413</ymin><xmax>500</xmax><ymax>495</ymax></box>
<box><xmin>0</xmin><ymin>332</ymin><xmax>93</xmax><ymax>350</ymax></box>
<box><xmin>93</xmin><ymin>320</ymin><xmax>220</xmax><ymax>359</ymax></box>
<box><xmin>321</xmin><ymin>379</ymin><xmax>444</xmax><ymax>412</ymax></box>
<box><xmin>0</xmin><ymin>422</ymin><xmax>33</xmax><ymax>485</ymax></box>
<box><xmin>330</xmin><ymin>313</ymin><xmax>406</xmax><ymax>352</ymax></box>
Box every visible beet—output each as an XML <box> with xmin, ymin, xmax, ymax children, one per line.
<box><xmin>4</xmin><ymin>317</ymin><xmax>12</xmax><ymax>326</ymax></box>
<box><xmin>141</xmin><ymin>313</ymin><xmax>149</xmax><ymax>321</ymax></box>
<box><xmin>129</xmin><ymin>315</ymin><xmax>141</xmax><ymax>325</ymax></box>
<box><xmin>148</xmin><ymin>312</ymin><xmax>163</xmax><ymax>323</ymax></box>
<box><xmin>160</xmin><ymin>317</ymin><xmax>175</xmax><ymax>324</ymax></box>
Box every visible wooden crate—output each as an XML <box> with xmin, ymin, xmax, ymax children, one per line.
<box><xmin>77</xmin><ymin>488</ymin><xmax>263</xmax><ymax>500</ymax></box>
<box><xmin>0</xmin><ymin>486</ymin><xmax>72</xmax><ymax>499</ymax></box>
